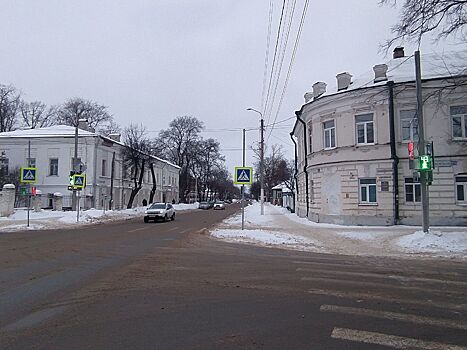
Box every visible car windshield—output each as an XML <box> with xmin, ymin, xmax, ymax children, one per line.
<box><xmin>215</xmin><ymin>201</ymin><xmax>223</xmax><ymax>204</ymax></box>
<box><xmin>200</xmin><ymin>202</ymin><xmax>208</xmax><ymax>205</ymax></box>
<box><xmin>149</xmin><ymin>203</ymin><xmax>165</xmax><ymax>209</ymax></box>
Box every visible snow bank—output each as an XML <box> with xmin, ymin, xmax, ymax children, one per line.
<box><xmin>334</xmin><ymin>231</ymin><xmax>386</xmax><ymax>241</ymax></box>
<box><xmin>396</xmin><ymin>230</ymin><xmax>467</xmax><ymax>255</ymax></box>
<box><xmin>212</xmin><ymin>229</ymin><xmax>322</xmax><ymax>252</ymax></box>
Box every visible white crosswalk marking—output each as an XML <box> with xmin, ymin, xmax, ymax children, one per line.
<box><xmin>307</xmin><ymin>288</ymin><xmax>467</xmax><ymax>311</ymax></box>
<box><xmin>321</xmin><ymin>304</ymin><xmax>467</xmax><ymax>330</ymax></box>
<box><xmin>331</xmin><ymin>328</ymin><xmax>467</xmax><ymax>350</ymax></box>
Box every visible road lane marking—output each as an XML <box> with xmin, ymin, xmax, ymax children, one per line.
<box><xmin>331</xmin><ymin>327</ymin><xmax>467</xmax><ymax>350</ymax></box>
<box><xmin>296</xmin><ymin>267</ymin><xmax>467</xmax><ymax>287</ymax></box>
<box><xmin>128</xmin><ymin>227</ymin><xmax>146</xmax><ymax>233</ymax></box>
<box><xmin>307</xmin><ymin>288</ymin><xmax>467</xmax><ymax>311</ymax></box>
<box><xmin>292</xmin><ymin>260</ymin><xmax>461</xmax><ymax>278</ymax></box>
<box><xmin>321</xmin><ymin>304</ymin><xmax>467</xmax><ymax>330</ymax></box>
<box><xmin>301</xmin><ymin>276</ymin><xmax>465</xmax><ymax>296</ymax></box>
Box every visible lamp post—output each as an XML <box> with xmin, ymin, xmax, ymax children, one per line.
<box><xmin>247</xmin><ymin>108</ymin><xmax>264</xmax><ymax>215</ymax></box>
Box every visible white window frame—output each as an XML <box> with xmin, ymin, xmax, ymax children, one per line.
<box><xmin>355</xmin><ymin>113</ymin><xmax>375</xmax><ymax>145</ymax></box>
<box><xmin>359</xmin><ymin>178</ymin><xmax>377</xmax><ymax>204</ymax></box>
<box><xmin>323</xmin><ymin>119</ymin><xmax>336</xmax><ymax>150</ymax></box>
<box><xmin>400</xmin><ymin>109</ymin><xmax>419</xmax><ymax>142</ymax></box>
<box><xmin>455</xmin><ymin>175</ymin><xmax>467</xmax><ymax>204</ymax></box>
<box><xmin>404</xmin><ymin>178</ymin><xmax>421</xmax><ymax>203</ymax></box>
<box><xmin>49</xmin><ymin>158</ymin><xmax>59</xmax><ymax>176</ymax></box>
<box><xmin>451</xmin><ymin>106</ymin><xmax>467</xmax><ymax>140</ymax></box>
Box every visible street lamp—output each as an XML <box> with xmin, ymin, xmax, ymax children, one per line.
<box><xmin>247</xmin><ymin>108</ymin><xmax>265</xmax><ymax>215</ymax></box>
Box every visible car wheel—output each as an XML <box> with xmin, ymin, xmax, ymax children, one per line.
<box><xmin>171</xmin><ymin>213</ymin><xmax>175</xmax><ymax>221</ymax></box>
<box><xmin>144</xmin><ymin>217</ymin><xmax>149</xmax><ymax>223</ymax></box>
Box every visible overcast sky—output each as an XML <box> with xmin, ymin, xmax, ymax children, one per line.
<box><xmin>0</xmin><ymin>0</ymin><xmax>460</xmax><ymax>175</ymax></box>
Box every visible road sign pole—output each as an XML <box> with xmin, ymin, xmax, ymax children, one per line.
<box><xmin>241</xmin><ymin>129</ymin><xmax>245</xmax><ymax>231</ymax></box>
<box><xmin>27</xmin><ymin>140</ymin><xmax>31</xmax><ymax>228</ymax></box>
<box><xmin>76</xmin><ymin>190</ymin><xmax>80</xmax><ymax>223</ymax></box>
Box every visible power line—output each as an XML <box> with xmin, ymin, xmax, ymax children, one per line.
<box><xmin>261</xmin><ymin>0</ymin><xmax>274</xmax><ymax>113</ymax></box>
<box><xmin>267</xmin><ymin>0</ymin><xmax>309</xmax><ymax>142</ymax></box>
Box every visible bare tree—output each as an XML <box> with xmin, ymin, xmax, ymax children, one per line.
<box><xmin>54</xmin><ymin>97</ymin><xmax>113</xmax><ymax>130</ymax></box>
<box><xmin>0</xmin><ymin>84</ymin><xmax>21</xmax><ymax>132</ymax></box>
<box><xmin>381</xmin><ymin>0</ymin><xmax>467</xmax><ymax>49</ymax></box>
<box><xmin>20</xmin><ymin>101</ymin><xmax>56</xmax><ymax>129</ymax></box>
<box><xmin>122</xmin><ymin>123</ymin><xmax>151</xmax><ymax>208</ymax></box>
<box><xmin>98</xmin><ymin>119</ymin><xmax>121</xmax><ymax>136</ymax></box>
<box><xmin>155</xmin><ymin>116</ymin><xmax>204</xmax><ymax>202</ymax></box>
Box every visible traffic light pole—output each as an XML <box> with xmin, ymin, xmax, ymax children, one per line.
<box><xmin>415</xmin><ymin>50</ymin><xmax>429</xmax><ymax>233</ymax></box>
<box><xmin>241</xmin><ymin>128</ymin><xmax>245</xmax><ymax>230</ymax></box>
<box><xmin>27</xmin><ymin>140</ymin><xmax>31</xmax><ymax>228</ymax></box>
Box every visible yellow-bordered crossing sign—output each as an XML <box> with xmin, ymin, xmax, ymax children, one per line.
<box><xmin>72</xmin><ymin>174</ymin><xmax>86</xmax><ymax>189</ymax></box>
<box><xmin>20</xmin><ymin>167</ymin><xmax>37</xmax><ymax>183</ymax></box>
<box><xmin>234</xmin><ymin>167</ymin><xmax>253</xmax><ymax>185</ymax></box>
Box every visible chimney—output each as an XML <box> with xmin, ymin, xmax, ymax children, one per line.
<box><xmin>336</xmin><ymin>72</ymin><xmax>352</xmax><ymax>91</ymax></box>
<box><xmin>393</xmin><ymin>46</ymin><xmax>404</xmax><ymax>59</ymax></box>
<box><xmin>373</xmin><ymin>64</ymin><xmax>388</xmax><ymax>83</ymax></box>
<box><xmin>108</xmin><ymin>133</ymin><xmax>121</xmax><ymax>142</ymax></box>
<box><xmin>312</xmin><ymin>82</ymin><xmax>327</xmax><ymax>99</ymax></box>
<box><xmin>78</xmin><ymin>119</ymin><xmax>89</xmax><ymax>131</ymax></box>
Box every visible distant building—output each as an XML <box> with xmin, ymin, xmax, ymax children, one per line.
<box><xmin>291</xmin><ymin>48</ymin><xmax>467</xmax><ymax>226</ymax></box>
<box><xmin>0</xmin><ymin>124</ymin><xmax>180</xmax><ymax>209</ymax></box>
<box><xmin>271</xmin><ymin>182</ymin><xmax>294</xmax><ymax>211</ymax></box>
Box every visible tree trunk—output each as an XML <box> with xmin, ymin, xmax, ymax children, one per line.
<box><xmin>127</xmin><ymin>159</ymin><xmax>145</xmax><ymax>208</ymax></box>
<box><xmin>149</xmin><ymin>163</ymin><xmax>157</xmax><ymax>203</ymax></box>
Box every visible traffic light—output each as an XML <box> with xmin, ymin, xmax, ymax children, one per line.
<box><xmin>419</xmin><ymin>155</ymin><xmax>432</xmax><ymax>171</ymax></box>
<box><xmin>408</xmin><ymin>141</ymin><xmax>414</xmax><ymax>160</ymax></box>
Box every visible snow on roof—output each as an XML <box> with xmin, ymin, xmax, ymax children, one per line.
<box><xmin>272</xmin><ymin>182</ymin><xmax>292</xmax><ymax>192</ymax></box>
<box><xmin>306</xmin><ymin>50</ymin><xmax>467</xmax><ymax>102</ymax></box>
<box><xmin>0</xmin><ymin>125</ymin><xmax>96</xmax><ymax>138</ymax></box>
<box><xmin>0</xmin><ymin>125</ymin><xmax>181</xmax><ymax>170</ymax></box>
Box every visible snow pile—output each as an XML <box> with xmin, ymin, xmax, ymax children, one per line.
<box><xmin>396</xmin><ymin>230</ymin><xmax>467</xmax><ymax>254</ymax></box>
<box><xmin>212</xmin><ymin>229</ymin><xmax>322</xmax><ymax>252</ymax></box>
<box><xmin>334</xmin><ymin>231</ymin><xmax>386</xmax><ymax>241</ymax></box>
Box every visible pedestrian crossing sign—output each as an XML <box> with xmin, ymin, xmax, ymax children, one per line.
<box><xmin>20</xmin><ymin>167</ymin><xmax>37</xmax><ymax>183</ymax></box>
<box><xmin>72</xmin><ymin>174</ymin><xmax>86</xmax><ymax>189</ymax></box>
<box><xmin>234</xmin><ymin>167</ymin><xmax>253</xmax><ymax>185</ymax></box>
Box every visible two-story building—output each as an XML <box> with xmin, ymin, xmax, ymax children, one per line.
<box><xmin>291</xmin><ymin>48</ymin><xmax>467</xmax><ymax>226</ymax></box>
<box><xmin>0</xmin><ymin>123</ymin><xmax>180</xmax><ymax>209</ymax></box>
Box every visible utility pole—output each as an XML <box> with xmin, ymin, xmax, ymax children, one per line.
<box><xmin>260</xmin><ymin>118</ymin><xmax>264</xmax><ymax>215</ymax></box>
<box><xmin>27</xmin><ymin>140</ymin><xmax>31</xmax><ymax>228</ymax></box>
<box><xmin>246</xmin><ymin>107</ymin><xmax>265</xmax><ymax>215</ymax></box>
<box><xmin>241</xmin><ymin>128</ymin><xmax>245</xmax><ymax>230</ymax></box>
<box><xmin>415</xmin><ymin>50</ymin><xmax>429</xmax><ymax>233</ymax></box>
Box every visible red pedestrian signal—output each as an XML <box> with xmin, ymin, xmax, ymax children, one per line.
<box><xmin>408</xmin><ymin>142</ymin><xmax>414</xmax><ymax>160</ymax></box>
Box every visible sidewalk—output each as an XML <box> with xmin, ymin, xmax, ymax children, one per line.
<box><xmin>210</xmin><ymin>202</ymin><xmax>467</xmax><ymax>260</ymax></box>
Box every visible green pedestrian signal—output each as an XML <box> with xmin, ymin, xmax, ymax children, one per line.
<box><xmin>419</xmin><ymin>155</ymin><xmax>432</xmax><ymax>171</ymax></box>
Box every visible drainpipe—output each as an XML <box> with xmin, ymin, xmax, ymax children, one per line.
<box><xmin>387</xmin><ymin>81</ymin><xmax>400</xmax><ymax>224</ymax></box>
<box><xmin>289</xmin><ymin>131</ymin><xmax>299</xmax><ymax>211</ymax></box>
<box><xmin>296</xmin><ymin>110</ymin><xmax>310</xmax><ymax>217</ymax></box>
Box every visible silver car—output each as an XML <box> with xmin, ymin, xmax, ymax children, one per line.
<box><xmin>213</xmin><ymin>200</ymin><xmax>225</xmax><ymax>210</ymax></box>
<box><xmin>144</xmin><ymin>203</ymin><xmax>175</xmax><ymax>223</ymax></box>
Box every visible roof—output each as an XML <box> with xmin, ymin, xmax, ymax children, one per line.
<box><xmin>0</xmin><ymin>125</ymin><xmax>96</xmax><ymax>138</ymax></box>
<box><xmin>305</xmin><ymin>50</ymin><xmax>467</xmax><ymax>103</ymax></box>
<box><xmin>272</xmin><ymin>182</ymin><xmax>292</xmax><ymax>193</ymax></box>
<box><xmin>0</xmin><ymin>125</ymin><xmax>181</xmax><ymax>170</ymax></box>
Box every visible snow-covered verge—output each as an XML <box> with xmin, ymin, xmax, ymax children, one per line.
<box><xmin>210</xmin><ymin>202</ymin><xmax>467</xmax><ymax>260</ymax></box>
<box><xmin>0</xmin><ymin>203</ymin><xmax>199</xmax><ymax>232</ymax></box>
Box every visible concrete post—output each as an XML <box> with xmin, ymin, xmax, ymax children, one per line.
<box><xmin>53</xmin><ymin>192</ymin><xmax>63</xmax><ymax>211</ymax></box>
<box><xmin>33</xmin><ymin>190</ymin><xmax>42</xmax><ymax>212</ymax></box>
<box><xmin>0</xmin><ymin>184</ymin><xmax>16</xmax><ymax>216</ymax></box>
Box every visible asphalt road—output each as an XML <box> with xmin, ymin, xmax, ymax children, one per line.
<box><xmin>1</xmin><ymin>204</ymin><xmax>466</xmax><ymax>350</ymax></box>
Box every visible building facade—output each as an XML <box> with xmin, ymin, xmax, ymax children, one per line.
<box><xmin>291</xmin><ymin>48</ymin><xmax>467</xmax><ymax>226</ymax></box>
<box><xmin>0</xmin><ymin>125</ymin><xmax>180</xmax><ymax>210</ymax></box>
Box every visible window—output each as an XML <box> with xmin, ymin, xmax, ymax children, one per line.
<box><xmin>307</xmin><ymin>121</ymin><xmax>313</xmax><ymax>153</ymax></box>
<box><xmin>456</xmin><ymin>175</ymin><xmax>467</xmax><ymax>204</ymax></box>
<box><xmin>359</xmin><ymin>178</ymin><xmax>377</xmax><ymax>204</ymax></box>
<box><xmin>0</xmin><ymin>157</ymin><xmax>9</xmax><ymax>174</ymax></box>
<box><xmin>451</xmin><ymin>106</ymin><xmax>467</xmax><ymax>139</ymax></box>
<box><xmin>400</xmin><ymin>109</ymin><xmax>418</xmax><ymax>142</ymax></box>
<box><xmin>405</xmin><ymin>178</ymin><xmax>421</xmax><ymax>203</ymax></box>
<box><xmin>49</xmin><ymin>158</ymin><xmax>59</xmax><ymax>176</ymax></box>
<box><xmin>102</xmin><ymin>159</ymin><xmax>107</xmax><ymax>176</ymax></box>
<box><xmin>323</xmin><ymin>120</ymin><xmax>336</xmax><ymax>149</ymax></box>
<box><xmin>355</xmin><ymin>113</ymin><xmax>374</xmax><ymax>144</ymax></box>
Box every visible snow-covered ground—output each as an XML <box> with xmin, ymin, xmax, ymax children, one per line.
<box><xmin>0</xmin><ymin>202</ymin><xmax>199</xmax><ymax>232</ymax></box>
<box><xmin>210</xmin><ymin>202</ymin><xmax>467</xmax><ymax>260</ymax></box>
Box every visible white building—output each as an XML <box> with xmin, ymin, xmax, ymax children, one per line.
<box><xmin>291</xmin><ymin>48</ymin><xmax>467</xmax><ymax>226</ymax></box>
<box><xmin>0</xmin><ymin>124</ymin><xmax>180</xmax><ymax>209</ymax></box>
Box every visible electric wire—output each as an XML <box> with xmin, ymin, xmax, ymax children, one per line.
<box><xmin>261</xmin><ymin>0</ymin><xmax>274</xmax><ymax>113</ymax></box>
